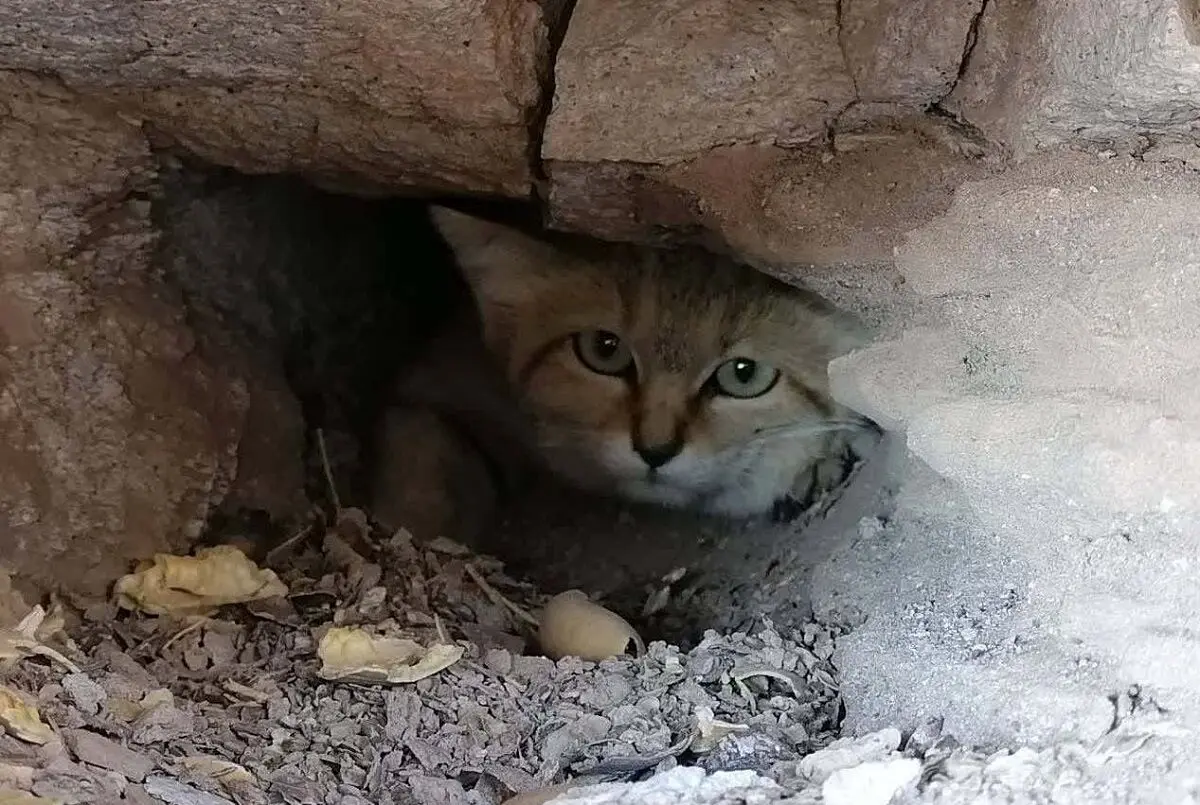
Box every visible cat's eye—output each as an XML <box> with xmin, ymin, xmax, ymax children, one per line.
<box><xmin>572</xmin><ymin>330</ymin><xmax>634</xmax><ymax>377</ymax></box>
<box><xmin>711</xmin><ymin>358</ymin><xmax>780</xmax><ymax>399</ymax></box>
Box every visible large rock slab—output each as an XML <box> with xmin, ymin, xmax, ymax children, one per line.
<box><xmin>0</xmin><ymin>0</ymin><xmax>565</xmax><ymax>197</ymax></box>
<box><xmin>544</xmin><ymin>0</ymin><xmax>855</xmax><ymax>166</ymax></box>
<box><xmin>0</xmin><ymin>75</ymin><xmax>300</xmax><ymax>598</ymax></box>
<box><xmin>945</xmin><ymin>0</ymin><xmax>1200</xmax><ymax>154</ymax></box>
<box><xmin>541</xmin><ymin>0</ymin><xmax>989</xmax><ymax>260</ymax></box>
<box><xmin>821</xmin><ymin>150</ymin><xmax>1200</xmax><ymax>745</ymax></box>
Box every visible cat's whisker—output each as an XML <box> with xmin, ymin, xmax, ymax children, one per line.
<box><xmin>751</xmin><ymin>416</ymin><xmax>878</xmax><ymax>441</ymax></box>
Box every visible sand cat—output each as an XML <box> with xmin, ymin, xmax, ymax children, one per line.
<box><xmin>370</xmin><ymin>206</ymin><xmax>880</xmax><ymax>540</ymax></box>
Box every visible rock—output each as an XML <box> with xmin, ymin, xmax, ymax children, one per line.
<box><xmin>65</xmin><ymin>729</ymin><xmax>155</xmax><ymax>782</ymax></box>
<box><xmin>0</xmin><ymin>74</ymin><xmax>248</xmax><ymax>598</ymax></box>
<box><xmin>544</xmin><ymin>0</ymin><xmax>853</xmax><ymax>166</ymax></box>
<box><xmin>944</xmin><ymin>0</ymin><xmax>1200</xmax><ymax>155</ymax></box>
<box><xmin>821</xmin><ymin>758</ymin><xmax>920</xmax><ymax>805</ymax></box>
<box><xmin>542</xmin><ymin>0</ymin><xmax>993</xmax><ymax>262</ymax></box>
<box><xmin>840</xmin><ymin>0</ymin><xmax>983</xmax><ymax>110</ymax></box>
<box><xmin>795</xmin><ymin>729</ymin><xmax>903</xmax><ymax>783</ymax></box>
<box><xmin>0</xmin><ymin>0</ymin><xmax>566</xmax><ymax>197</ymax></box>
<box><xmin>142</xmin><ymin>775</ymin><xmax>233</xmax><ymax>805</ymax></box>
<box><xmin>542</xmin><ymin>0</ymin><xmax>850</xmax><ymax>246</ymax></box>
<box><xmin>821</xmin><ymin>150</ymin><xmax>1200</xmax><ymax>745</ymax></box>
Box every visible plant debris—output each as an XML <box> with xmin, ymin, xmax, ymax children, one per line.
<box><xmin>316</xmin><ymin>626</ymin><xmax>464</xmax><ymax>684</ymax></box>
<box><xmin>113</xmin><ymin>546</ymin><xmax>289</xmax><ymax>616</ymax></box>
<box><xmin>2</xmin><ymin>508</ymin><xmax>1183</xmax><ymax>804</ymax></box>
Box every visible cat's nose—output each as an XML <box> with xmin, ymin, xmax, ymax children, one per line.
<box><xmin>634</xmin><ymin>440</ymin><xmax>682</xmax><ymax>469</ymax></box>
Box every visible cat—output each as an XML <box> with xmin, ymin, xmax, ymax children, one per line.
<box><xmin>369</xmin><ymin>205</ymin><xmax>880</xmax><ymax>539</ymax></box>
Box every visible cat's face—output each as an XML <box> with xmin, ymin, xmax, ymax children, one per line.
<box><xmin>429</xmin><ymin>206</ymin><xmax>870</xmax><ymax>516</ymax></box>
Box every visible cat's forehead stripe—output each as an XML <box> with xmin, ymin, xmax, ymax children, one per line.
<box><xmin>611</xmin><ymin>251</ymin><xmax>775</xmax><ymax>374</ymax></box>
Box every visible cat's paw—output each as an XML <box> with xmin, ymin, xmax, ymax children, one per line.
<box><xmin>371</xmin><ymin>405</ymin><xmax>499</xmax><ymax>543</ymax></box>
<box><xmin>780</xmin><ymin>439</ymin><xmax>867</xmax><ymax>522</ymax></box>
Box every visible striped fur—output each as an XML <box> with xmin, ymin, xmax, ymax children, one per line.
<box><xmin>409</xmin><ymin>206</ymin><xmax>881</xmax><ymax>520</ymax></box>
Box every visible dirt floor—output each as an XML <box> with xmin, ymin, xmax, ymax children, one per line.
<box><xmin>3</xmin><ymin>466</ymin><xmax>1196</xmax><ymax>804</ymax></box>
<box><xmin>0</xmin><ymin>504</ymin><xmax>852</xmax><ymax>805</ymax></box>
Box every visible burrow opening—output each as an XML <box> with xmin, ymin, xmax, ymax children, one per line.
<box><xmin>155</xmin><ymin>154</ymin><xmax>896</xmax><ymax>649</ymax></box>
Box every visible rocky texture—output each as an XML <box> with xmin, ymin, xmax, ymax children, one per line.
<box><xmin>0</xmin><ymin>0</ymin><xmax>566</xmax><ymax>197</ymax></box>
<box><xmin>6</xmin><ymin>514</ymin><xmax>1197</xmax><ymax>805</ymax></box>
<box><xmin>473</xmin><ymin>431</ymin><xmax>901</xmax><ymax>646</ymax></box>
<box><xmin>544</xmin><ymin>0</ymin><xmax>855</xmax><ymax>165</ymax></box>
<box><xmin>0</xmin><ymin>511</ymin><xmax>851</xmax><ymax>805</ymax></box>
<box><xmin>0</xmin><ymin>75</ymin><xmax>250</xmax><ymax>598</ymax></box>
<box><xmin>543</xmin><ymin>0</ymin><xmax>979</xmax><ymax>165</ymax></box>
<box><xmin>944</xmin><ymin>0</ymin><xmax>1200</xmax><ymax>155</ymax></box>
<box><xmin>540</xmin><ymin>0</ymin><xmax>1200</xmax><ymax>265</ymax></box>
<box><xmin>821</xmin><ymin>150</ymin><xmax>1200</xmax><ymax>747</ymax></box>
<box><xmin>540</xmin><ymin>0</ymin><xmax>994</xmax><ymax>256</ymax></box>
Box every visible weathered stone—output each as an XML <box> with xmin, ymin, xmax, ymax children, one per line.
<box><xmin>0</xmin><ymin>0</ymin><xmax>565</xmax><ymax>197</ymax></box>
<box><xmin>945</xmin><ymin>0</ymin><xmax>1200</xmax><ymax>154</ymax></box>
<box><xmin>544</xmin><ymin>0</ymin><xmax>853</xmax><ymax>165</ymax></box>
<box><xmin>547</xmin><ymin>128</ymin><xmax>992</xmax><ymax>267</ymax></box>
<box><xmin>65</xmin><ymin>730</ymin><xmax>155</xmax><ymax>783</ymax></box>
<box><xmin>822</xmin><ymin>150</ymin><xmax>1200</xmax><ymax>744</ymax></box>
<box><xmin>542</xmin><ymin>0</ymin><xmax>992</xmax><ymax>259</ymax></box>
<box><xmin>541</xmin><ymin>0</ymin><xmax>851</xmax><ymax>244</ymax></box>
<box><xmin>840</xmin><ymin>0</ymin><xmax>982</xmax><ymax>109</ymax></box>
<box><xmin>0</xmin><ymin>74</ymin><xmax>273</xmax><ymax>598</ymax></box>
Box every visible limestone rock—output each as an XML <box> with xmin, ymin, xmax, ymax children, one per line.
<box><xmin>945</xmin><ymin>0</ymin><xmax>1200</xmax><ymax>154</ymax></box>
<box><xmin>544</xmin><ymin>0</ymin><xmax>853</xmax><ymax>166</ymax></box>
<box><xmin>824</xmin><ymin>150</ymin><xmax>1200</xmax><ymax>742</ymax></box>
<box><xmin>0</xmin><ymin>0</ymin><xmax>565</xmax><ymax>197</ymax></box>
<box><xmin>542</xmin><ymin>0</ymin><xmax>849</xmax><ymax>242</ymax></box>
<box><xmin>840</xmin><ymin>0</ymin><xmax>983</xmax><ymax>110</ymax></box>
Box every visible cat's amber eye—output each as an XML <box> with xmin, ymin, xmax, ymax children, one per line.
<box><xmin>572</xmin><ymin>329</ymin><xmax>635</xmax><ymax>377</ymax></box>
<box><xmin>711</xmin><ymin>358</ymin><xmax>780</xmax><ymax>399</ymax></box>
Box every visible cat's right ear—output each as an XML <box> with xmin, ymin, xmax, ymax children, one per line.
<box><xmin>428</xmin><ymin>205</ymin><xmax>554</xmax><ymax>346</ymax></box>
<box><xmin>429</xmin><ymin>206</ymin><xmax>550</xmax><ymax>303</ymax></box>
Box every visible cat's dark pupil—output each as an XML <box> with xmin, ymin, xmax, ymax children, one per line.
<box><xmin>733</xmin><ymin>359</ymin><xmax>756</xmax><ymax>383</ymax></box>
<box><xmin>595</xmin><ymin>333</ymin><xmax>619</xmax><ymax>359</ymax></box>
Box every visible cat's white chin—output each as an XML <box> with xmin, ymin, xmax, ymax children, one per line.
<box><xmin>537</xmin><ymin>436</ymin><xmax>800</xmax><ymax>518</ymax></box>
<box><xmin>594</xmin><ymin>441</ymin><xmax>786</xmax><ymax>518</ymax></box>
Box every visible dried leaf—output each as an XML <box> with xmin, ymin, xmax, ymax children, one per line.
<box><xmin>0</xmin><ymin>569</ymin><xmax>30</xmax><ymax>631</ymax></box>
<box><xmin>180</xmin><ymin>755</ymin><xmax>258</xmax><ymax>798</ymax></box>
<box><xmin>114</xmin><ymin>546</ymin><xmax>289</xmax><ymax>616</ymax></box>
<box><xmin>316</xmin><ymin>626</ymin><xmax>463</xmax><ymax>684</ymax></box>
<box><xmin>0</xmin><ymin>762</ymin><xmax>34</xmax><ymax>789</ymax></box>
<box><xmin>0</xmin><ymin>686</ymin><xmax>54</xmax><ymax>745</ymax></box>
<box><xmin>106</xmin><ymin>689</ymin><xmax>176</xmax><ymax>723</ymax></box>
<box><xmin>729</xmin><ymin>664</ymin><xmax>808</xmax><ymax>697</ymax></box>
<box><xmin>538</xmin><ymin>591</ymin><xmax>644</xmax><ymax>662</ymax></box>
<box><xmin>0</xmin><ymin>606</ymin><xmax>80</xmax><ymax>674</ymax></box>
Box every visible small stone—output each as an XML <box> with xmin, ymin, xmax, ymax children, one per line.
<box><xmin>143</xmin><ymin>774</ymin><xmax>234</xmax><ymax>805</ymax></box>
<box><xmin>61</xmin><ymin>674</ymin><xmax>107</xmax><ymax>717</ymax></box>
<box><xmin>66</xmin><ymin>729</ymin><xmax>155</xmax><ymax>782</ymax></box>
<box><xmin>822</xmin><ymin>758</ymin><xmax>921</xmax><ymax>805</ymax></box>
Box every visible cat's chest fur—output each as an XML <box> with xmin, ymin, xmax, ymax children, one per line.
<box><xmin>369</xmin><ymin>206</ymin><xmax>879</xmax><ymax>541</ymax></box>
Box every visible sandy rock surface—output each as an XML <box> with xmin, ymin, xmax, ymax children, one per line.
<box><xmin>823</xmin><ymin>150</ymin><xmax>1200</xmax><ymax>748</ymax></box>
<box><xmin>0</xmin><ymin>74</ymin><xmax>251</xmax><ymax>598</ymax></box>
<box><xmin>0</xmin><ymin>0</ymin><xmax>565</xmax><ymax>197</ymax></box>
<box><xmin>945</xmin><ymin>0</ymin><xmax>1200</xmax><ymax>155</ymax></box>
